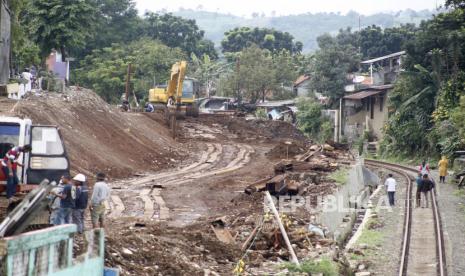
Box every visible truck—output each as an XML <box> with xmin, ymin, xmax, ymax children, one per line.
<box><xmin>148</xmin><ymin>61</ymin><xmax>200</xmax><ymax>118</ymax></box>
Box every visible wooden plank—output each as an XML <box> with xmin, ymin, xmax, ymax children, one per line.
<box><xmin>210</xmin><ymin>225</ymin><xmax>235</xmax><ymax>244</ymax></box>
<box><xmin>152</xmin><ymin>189</ymin><xmax>169</xmax><ymax>220</ymax></box>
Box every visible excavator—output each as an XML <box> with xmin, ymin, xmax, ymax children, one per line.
<box><xmin>148</xmin><ymin>61</ymin><xmax>200</xmax><ymax>119</ymax></box>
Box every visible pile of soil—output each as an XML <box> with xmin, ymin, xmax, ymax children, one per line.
<box><xmin>266</xmin><ymin>140</ymin><xmax>307</xmax><ymax>159</ymax></box>
<box><xmin>105</xmin><ymin>222</ymin><xmax>240</xmax><ymax>275</ymax></box>
<box><xmin>13</xmin><ymin>87</ymin><xmax>184</xmax><ymax>179</ymax></box>
<box><xmin>225</xmin><ymin>118</ymin><xmax>307</xmax><ymax>142</ymax></box>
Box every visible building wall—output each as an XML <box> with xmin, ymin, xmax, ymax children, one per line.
<box><xmin>344</xmin><ymin>91</ymin><xmax>389</xmax><ymax>141</ymax></box>
<box><xmin>0</xmin><ymin>1</ymin><xmax>11</xmax><ymax>85</ymax></box>
<box><xmin>370</xmin><ymin>93</ymin><xmax>388</xmax><ymax>140</ymax></box>
<box><xmin>296</xmin><ymin>80</ymin><xmax>311</xmax><ymax>97</ymax></box>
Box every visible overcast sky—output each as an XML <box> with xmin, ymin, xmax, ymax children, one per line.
<box><xmin>135</xmin><ymin>0</ymin><xmax>441</xmax><ymax>17</ymax></box>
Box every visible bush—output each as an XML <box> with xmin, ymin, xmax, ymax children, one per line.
<box><xmin>329</xmin><ymin>168</ymin><xmax>349</xmax><ymax>185</ymax></box>
<box><xmin>320</xmin><ymin>120</ymin><xmax>334</xmax><ymax>143</ymax></box>
<box><xmin>283</xmin><ymin>258</ymin><xmax>339</xmax><ymax>276</ymax></box>
<box><xmin>296</xmin><ymin>97</ymin><xmax>323</xmax><ymax>137</ymax></box>
<box><xmin>255</xmin><ymin>108</ymin><xmax>268</xmax><ymax>119</ymax></box>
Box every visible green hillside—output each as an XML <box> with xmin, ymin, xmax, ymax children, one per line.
<box><xmin>174</xmin><ymin>9</ymin><xmax>436</xmax><ymax>52</ymax></box>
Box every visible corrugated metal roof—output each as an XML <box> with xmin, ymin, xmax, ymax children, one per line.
<box><xmin>361</xmin><ymin>51</ymin><xmax>406</xmax><ymax>64</ymax></box>
<box><xmin>256</xmin><ymin>100</ymin><xmax>295</xmax><ymax>107</ymax></box>
<box><xmin>343</xmin><ymin>90</ymin><xmax>383</xmax><ymax>100</ymax></box>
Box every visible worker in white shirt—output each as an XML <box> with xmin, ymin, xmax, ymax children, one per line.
<box><xmin>384</xmin><ymin>173</ymin><xmax>397</xmax><ymax>206</ymax></box>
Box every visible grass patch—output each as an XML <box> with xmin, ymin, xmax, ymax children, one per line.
<box><xmin>283</xmin><ymin>257</ymin><xmax>339</xmax><ymax>276</ymax></box>
<box><xmin>453</xmin><ymin>189</ymin><xmax>465</xmax><ymax>198</ymax></box>
<box><xmin>329</xmin><ymin>168</ymin><xmax>349</xmax><ymax>186</ymax></box>
<box><xmin>356</xmin><ymin>227</ymin><xmax>383</xmax><ymax>247</ymax></box>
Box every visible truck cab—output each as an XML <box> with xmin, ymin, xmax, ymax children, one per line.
<box><xmin>0</xmin><ymin>117</ymin><xmax>69</xmax><ymax>192</ymax></box>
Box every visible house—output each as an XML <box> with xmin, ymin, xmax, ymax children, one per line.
<box><xmin>340</xmin><ymin>51</ymin><xmax>406</xmax><ymax>142</ymax></box>
<box><xmin>293</xmin><ymin>75</ymin><xmax>311</xmax><ymax>97</ymax></box>
<box><xmin>0</xmin><ymin>0</ymin><xmax>11</xmax><ymax>88</ymax></box>
<box><xmin>342</xmin><ymin>84</ymin><xmax>393</xmax><ymax>141</ymax></box>
<box><xmin>45</xmin><ymin>50</ymin><xmax>70</xmax><ymax>82</ymax></box>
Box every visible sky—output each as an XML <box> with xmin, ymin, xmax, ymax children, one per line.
<box><xmin>135</xmin><ymin>0</ymin><xmax>441</xmax><ymax>17</ymax></box>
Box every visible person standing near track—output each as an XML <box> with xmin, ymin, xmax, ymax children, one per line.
<box><xmin>420</xmin><ymin>174</ymin><xmax>434</xmax><ymax>208</ymax></box>
<box><xmin>438</xmin><ymin>156</ymin><xmax>449</xmax><ymax>183</ymax></box>
<box><xmin>418</xmin><ymin>160</ymin><xmax>430</xmax><ymax>177</ymax></box>
<box><xmin>384</xmin><ymin>173</ymin><xmax>397</xmax><ymax>206</ymax></box>
<box><xmin>416</xmin><ymin>173</ymin><xmax>423</xmax><ymax>207</ymax></box>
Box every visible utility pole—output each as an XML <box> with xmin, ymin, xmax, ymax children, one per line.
<box><xmin>125</xmin><ymin>63</ymin><xmax>132</xmax><ymax>101</ymax></box>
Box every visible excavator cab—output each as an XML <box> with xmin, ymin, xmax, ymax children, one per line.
<box><xmin>0</xmin><ymin>117</ymin><xmax>69</xmax><ymax>193</ymax></box>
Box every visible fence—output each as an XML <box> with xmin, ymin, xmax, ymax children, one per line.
<box><xmin>0</xmin><ymin>225</ymin><xmax>105</xmax><ymax>276</ymax></box>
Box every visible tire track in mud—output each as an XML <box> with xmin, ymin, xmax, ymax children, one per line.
<box><xmin>108</xmin><ymin>142</ymin><xmax>253</xmax><ymax>222</ymax></box>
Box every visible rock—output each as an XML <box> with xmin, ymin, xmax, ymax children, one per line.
<box><xmin>359</xmin><ymin>243</ymin><xmax>368</xmax><ymax>249</ymax></box>
<box><xmin>351</xmin><ymin>249</ymin><xmax>364</xmax><ymax>256</ymax></box>
<box><xmin>308</xmin><ymin>224</ymin><xmax>325</xmax><ymax>238</ymax></box>
<box><xmin>310</xmin><ymin>145</ymin><xmax>319</xmax><ymax>151</ymax></box>
<box><xmin>122</xmin><ymin>248</ymin><xmax>133</xmax><ymax>256</ymax></box>
<box><xmin>358</xmin><ymin>264</ymin><xmax>366</xmax><ymax>271</ymax></box>
<box><xmin>323</xmin><ymin>144</ymin><xmax>335</xmax><ymax>151</ymax></box>
<box><xmin>355</xmin><ymin>272</ymin><xmax>371</xmax><ymax>276</ymax></box>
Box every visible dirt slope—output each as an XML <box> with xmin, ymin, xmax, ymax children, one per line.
<box><xmin>13</xmin><ymin>87</ymin><xmax>183</xmax><ymax>179</ymax></box>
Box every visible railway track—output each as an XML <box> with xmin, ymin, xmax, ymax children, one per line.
<box><xmin>365</xmin><ymin>159</ymin><xmax>446</xmax><ymax>276</ymax></box>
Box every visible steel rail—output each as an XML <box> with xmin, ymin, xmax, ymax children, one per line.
<box><xmin>365</xmin><ymin>159</ymin><xmax>446</xmax><ymax>276</ymax></box>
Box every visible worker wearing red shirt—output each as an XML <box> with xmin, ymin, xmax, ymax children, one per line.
<box><xmin>2</xmin><ymin>145</ymin><xmax>32</xmax><ymax>204</ymax></box>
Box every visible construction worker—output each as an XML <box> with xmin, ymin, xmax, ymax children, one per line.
<box><xmin>56</xmin><ymin>175</ymin><xmax>76</xmax><ymax>224</ymax></box>
<box><xmin>384</xmin><ymin>173</ymin><xmax>397</xmax><ymax>206</ymax></box>
<box><xmin>1</xmin><ymin>145</ymin><xmax>32</xmax><ymax>205</ymax></box>
<box><xmin>90</xmin><ymin>172</ymin><xmax>110</xmax><ymax>229</ymax></box>
<box><xmin>48</xmin><ymin>174</ymin><xmax>71</xmax><ymax>225</ymax></box>
<box><xmin>145</xmin><ymin>102</ymin><xmax>155</xmax><ymax>112</ymax></box>
<box><xmin>438</xmin><ymin>156</ymin><xmax>449</xmax><ymax>183</ymax></box>
<box><xmin>72</xmin><ymin>173</ymin><xmax>88</xmax><ymax>234</ymax></box>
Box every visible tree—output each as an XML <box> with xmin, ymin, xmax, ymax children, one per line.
<box><xmin>9</xmin><ymin>0</ymin><xmax>41</xmax><ymax>71</ymax></box>
<box><xmin>79</xmin><ymin>0</ymin><xmax>143</xmax><ymax>59</ymax></box>
<box><xmin>221</xmin><ymin>27</ymin><xmax>302</xmax><ymax>54</ymax></box>
<box><xmin>28</xmin><ymin>0</ymin><xmax>96</xmax><ymax>61</ymax></box>
<box><xmin>296</xmin><ymin>98</ymin><xmax>327</xmax><ymax>140</ymax></box>
<box><xmin>218</xmin><ymin>45</ymin><xmax>277</xmax><ymax>102</ymax></box>
<box><xmin>74</xmin><ymin>39</ymin><xmax>185</xmax><ymax>103</ymax></box>
<box><xmin>142</xmin><ymin>12</ymin><xmax>217</xmax><ymax>59</ymax></box>
<box><xmin>307</xmin><ymin>33</ymin><xmax>360</xmax><ymax>104</ymax></box>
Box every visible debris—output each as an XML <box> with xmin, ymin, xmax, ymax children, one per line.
<box><xmin>211</xmin><ymin>219</ymin><xmax>235</xmax><ymax>244</ymax></box>
<box><xmin>265</xmin><ymin>191</ymin><xmax>299</xmax><ymax>265</ymax></box>
<box><xmin>308</xmin><ymin>224</ymin><xmax>325</xmax><ymax>238</ymax></box>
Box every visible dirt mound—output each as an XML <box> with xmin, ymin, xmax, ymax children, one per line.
<box><xmin>105</xmin><ymin>222</ymin><xmax>240</xmax><ymax>275</ymax></box>
<box><xmin>266</xmin><ymin>141</ymin><xmax>307</xmax><ymax>159</ymax></box>
<box><xmin>194</xmin><ymin>116</ymin><xmax>307</xmax><ymax>142</ymax></box>
<box><xmin>13</xmin><ymin>87</ymin><xmax>183</xmax><ymax>179</ymax></box>
<box><xmin>225</xmin><ymin>118</ymin><xmax>306</xmax><ymax>142</ymax></box>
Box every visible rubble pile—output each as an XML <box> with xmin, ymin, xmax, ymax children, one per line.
<box><xmin>266</xmin><ymin>141</ymin><xmax>307</xmax><ymax>159</ymax></box>
<box><xmin>202</xmin><ymin>143</ymin><xmax>355</xmax><ymax>273</ymax></box>
<box><xmin>224</xmin><ymin>118</ymin><xmax>307</xmax><ymax>142</ymax></box>
<box><xmin>105</xmin><ymin>222</ymin><xmax>240</xmax><ymax>275</ymax></box>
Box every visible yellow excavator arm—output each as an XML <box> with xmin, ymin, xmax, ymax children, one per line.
<box><xmin>167</xmin><ymin>61</ymin><xmax>187</xmax><ymax>104</ymax></box>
